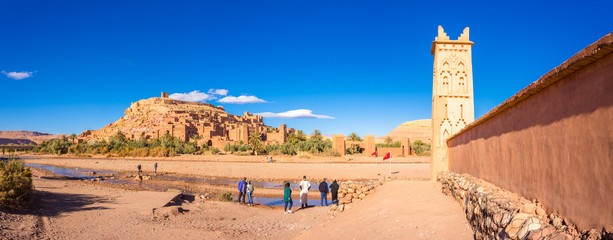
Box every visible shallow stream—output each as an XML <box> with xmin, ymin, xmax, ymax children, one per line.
<box><xmin>25</xmin><ymin>163</ymin><xmax>332</xmax><ymax>207</ymax></box>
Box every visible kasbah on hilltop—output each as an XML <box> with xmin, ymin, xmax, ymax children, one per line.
<box><xmin>1</xmin><ymin>26</ymin><xmax>612</xmax><ymax>240</ymax></box>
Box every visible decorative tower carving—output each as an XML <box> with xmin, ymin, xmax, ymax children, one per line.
<box><xmin>431</xmin><ymin>26</ymin><xmax>475</xmax><ymax>180</ymax></box>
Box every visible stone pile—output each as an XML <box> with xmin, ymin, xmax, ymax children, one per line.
<box><xmin>327</xmin><ymin>180</ymin><xmax>381</xmax><ymax>217</ymax></box>
<box><xmin>438</xmin><ymin>173</ymin><xmax>611</xmax><ymax>240</ymax></box>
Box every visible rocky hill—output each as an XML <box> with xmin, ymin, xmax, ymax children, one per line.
<box><xmin>78</xmin><ymin>96</ymin><xmax>274</xmax><ymax>147</ymax></box>
<box><xmin>0</xmin><ymin>131</ymin><xmax>66</xmax><ymax>144</ymax></box>
<box><xmin>377</xmin><ymin>119</ymin><xmax>431</xmax><ymax>144</ymax></box>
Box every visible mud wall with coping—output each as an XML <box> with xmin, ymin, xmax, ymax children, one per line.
<box><xmin>446</xmin><ymin>33</ymin><xmax>613</xmax><ymax>231</ymax></box>
<box><xmin>375</xmin><ymin>147</ymin><xmax>404</xmax><ymax>157</ymax></box>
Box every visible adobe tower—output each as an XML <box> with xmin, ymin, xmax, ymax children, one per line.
<box><xmin>431</xmin><ymin>26</ymin><xmax>475</xmax><ymax>180</ymax></box>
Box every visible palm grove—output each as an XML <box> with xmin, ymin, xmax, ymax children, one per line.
<box><xmin>32</xmin><ymin>130</ymin><xmax>430</xmax><ymax>157</ymax></box>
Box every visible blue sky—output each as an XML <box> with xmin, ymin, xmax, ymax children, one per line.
<box><xmin>1</xmin><ymin>0</ymin><xmax>611</xmax><ymax>137</ymax></box>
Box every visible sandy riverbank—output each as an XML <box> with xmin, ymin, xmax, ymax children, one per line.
<box><xmin>21</xmin><ymin>155</ymin><xmax>430</xmax><ymax>181</ymax></box>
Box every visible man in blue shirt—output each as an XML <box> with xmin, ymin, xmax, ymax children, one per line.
<box><xmin>237</xmin><ymin>177</ymin><xmax>247</xmax><ymax>204</ymax></box>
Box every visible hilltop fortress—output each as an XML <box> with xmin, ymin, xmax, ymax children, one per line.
<box><xmin>78</xmin><ymin>92</ymin><xmax>295</xmax><ymax>149</ymax></box>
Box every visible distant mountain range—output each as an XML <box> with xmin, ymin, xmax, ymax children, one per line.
<box><xmin>0</xmin><ymin>131</ymin><xmax>66</xmax><ymax>145</ymax></box>
<box><xmin>376</xmin><ymin>119</ymin><xmax>431</xmax><ymax>144</ymax></box>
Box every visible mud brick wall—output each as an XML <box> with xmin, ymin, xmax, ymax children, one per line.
<box><xmin>446</xmin><ymin>32</ymin><xmax>613</xmax><ymax>231</ymax></box>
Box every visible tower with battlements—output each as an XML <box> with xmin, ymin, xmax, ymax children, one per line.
<box><xmin>431</xmin><ymin>26</ymin><xmax>475</xmax><ymax>179</ymax></box>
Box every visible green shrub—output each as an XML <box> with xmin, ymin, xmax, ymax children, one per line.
<box><xmin>218</xmin><ymin>191</ymin><xmax>232</xmax><ymax>202</ymax></box>
<box><xmin>375</xmin><ymin>140</ymin><xmax>402</xmax><ymax>148</ymax></box>
<box><xmin>0</xmin><ymin>161</ymin><xmax>33</xmax><ymax>208</ymax></box>
<box><xmin>412</xmin><ymin>140</ymin><xmax>431</xmax><ymax>156</ymax></box>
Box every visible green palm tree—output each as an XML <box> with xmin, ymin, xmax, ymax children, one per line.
<box><xmin>191</xmin><ymin>134</ymin><xmax>201</xmax><ymax>143</ymax></box>
<box><xmin>384</xmin><ymin>136</ymin><xmax>393</xmax><ymax>145</ymax></box>
<box><xmin>310</xmin><ymin>129</ymin><xmax>323</xmax><ymax>141</ymax></box>
<box><xmin>249</xmin><ymin>132</ymin><xmax>263</xmax><ymax>155</ymax></box>
<box><xmin>296</xmin><ymin>130</ymin><xmax>306</xmax><ymax>141</ymax></box>
<box><xmin>348</xmin><ymin>132</ymin><xmax>362</xmax><ymax>141</ymax></box>
<box><xmin>70</xmin><ymin>133</ymin><xmax>77</xmax><ymax>143</ymax></box>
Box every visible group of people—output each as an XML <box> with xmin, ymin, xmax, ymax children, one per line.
<box><xmin>237</xmin><ymin>178</ymin><xmax>255</xmax><ymax>206</ymax></box>
<box><xmin>136</xmin><ymin>162</ymin><xmax>158</xmax><ymax>176</ymax></box>
<box><xmin>238</xmin><ymin>175</ymin><xmax>340</xmax><ymax>214</ymax></box>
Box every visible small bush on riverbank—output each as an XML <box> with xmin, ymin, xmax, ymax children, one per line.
<box><xmin>411</xmin><ymin>140</ymin><xmax>431</xmax><ymax>156</ymax></box>
<box><xmin>0</xmin><ymin>161</ymin><xmax>33</xmax><ymax>208</ymax></box>
<box><xmin>218</xmin><ymin>191</ymin><xmax>232</xmax><ymax>202</ymax></box>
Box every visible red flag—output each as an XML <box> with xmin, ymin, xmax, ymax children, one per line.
<box><xmin>383</xmin><ymin>152</ymin><xmax>391</xmax><ymax>161</ymax></box>
<box><xmin>371</xmin><ymin>150</ymin><xmax>377</xmax><ymax>156</ymax></box>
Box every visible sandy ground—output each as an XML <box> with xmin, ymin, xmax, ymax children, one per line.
<box><xmin>22</xmin><ymin>155</ymin><xmax>430</xmax><ymax>181</ymax></box>
<box><xmin>27</xmin><ymin>153</ymin><xmax>430</xmax><ymax>164</ymax></box>
<box><xmin>297</xmin><ymin>181</ymin><xmax>473</xmax><ymax>239</ymax></box>
<box><xmin>1</xmin><ymin>155</ymin><xmax>474</xmax><ymax>239</ymax></box>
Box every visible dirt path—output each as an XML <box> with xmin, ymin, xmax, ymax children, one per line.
<box><xmin>23</xmin><ymin>157</ymin><xmax>430</xmax><ymax>181</ymax></box>
<box><xmin>296</xmin><ymin>181</ymin><xmax>474</xmax><ymax>240</ymax></box>
<box><xmin>2</xmin><ymin>159</ymin><xmax>476</xmax><ymax>239</ymax></box>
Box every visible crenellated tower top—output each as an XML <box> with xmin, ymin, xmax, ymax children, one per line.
<box><xmin>431</xmin><ymin>26</ymin><xmax>473</xmax><ymax>54</ymax></box>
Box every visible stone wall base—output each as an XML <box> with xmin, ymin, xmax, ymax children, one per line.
<box><xmin>438</xmin><ymin>173</ymin><xmax>612</xmax><ymax>240</ymax></box>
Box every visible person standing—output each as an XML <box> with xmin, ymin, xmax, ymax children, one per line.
<box><xmin>154</xmin><ymin>163</ymin><xmax>158</xmax><ymax>174</ymax></box>
<box><xmin>299</xmin><ymin>176</ymin><xmax>311</xmax><ymax>208</ymax></box>
<box><xmin>237</xmin><ymin>177</ymin><xmax>247</xmax><ymax>204</ymax></box>
<box><xmin>283</xmin><ymin>182</ymin><xmax>293</xmax><ymax>214</ymax></box>
<box><xmin>318</xmin><ymin>178</ymin><xmax>329</xmax><ymax>206</ymax></box>
<box><xmin>137</xmin><ymin>164</ymin><xmax>142</xmax><ymax>176</ymax></box>
<box><xmin>330</xmin><ymin>180</ymin><xmax>340</xmax><ymax>206</ymax></box>
<box><xmin>247</xmin><ymin>180</ymin><xmax>254</xmax><ymax>206</ymax></box>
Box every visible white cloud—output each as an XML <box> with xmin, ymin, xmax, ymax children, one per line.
<box><xmin>169</xmin><ymin>90</ymin><xmax>214</xmax><ymax>102</ymax></box>
<box><xmin>2</xmin><ymin>71</ymin><xmax>33</xmax><ymax>80</ymax></box>
<box><xmin>255</xmin><ymin>109</ymin><xmax>334</xmax><ymax>119</ymax></box>
<box><xmin>219</xmin><ymin>95</ymin><xmax>266</xmax><ymax>104</ymax></box>
<box><xmin>208</xmin><ymin>89</ymin><xmax>228</xmax><ymax>96</ymax></box>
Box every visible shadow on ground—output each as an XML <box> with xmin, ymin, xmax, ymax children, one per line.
<box><xmin>32</xmin><ymin>189</ymin><xmax>113</xmax><ymax>217</ymax></box>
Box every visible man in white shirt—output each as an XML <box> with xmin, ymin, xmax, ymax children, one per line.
<box><xmin>299</xmin><ymin>176</ymin><xmax>311</xmax><ymax>208</ymax></box>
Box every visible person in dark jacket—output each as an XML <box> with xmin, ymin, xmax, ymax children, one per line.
<box><xmin>154</xmin><ymin>163</ymin><xmax>158</xmax><ymax>174</ymax></box>
<box><xmin>319</xmin><ymin>178</ymin><xmax>329</xmax><ymax>206</ymax></box>
<box><xmin>330</xmin><ymin>180</ymin><xmax>340</xmax><ymax>206</ymax></box>
<box><xmin>237</xmin><ymin>177</ymin><xmax>247</xmax><ymax>204</ymax></box>
<box><xmin>137</xmin><ymin>164</ymin><xmax>142</xmax><ymax>176</ymax></box>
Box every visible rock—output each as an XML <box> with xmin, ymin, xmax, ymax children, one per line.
<box><xmin>142</xmin><ymin>175</ymin><xmax>151</xmax><ymax>181</ymax></box>
<box><xmin>505</xmin><ymin>213</ymin><xmax>530</xmax><ymax>238</ymax></box>
<box><xmin>134</xmin><ymin>175</ymin><xmax>143</xmax><ymax>181</ymax></box>
<box><xmin>153</xmin><ymin>206</ymin><xmax>183</xmax><ymax>218</ymax></box>
<box><xmin>535</xmin><ymin>206</ymin><xmax>545</xmax><ymax>216</ymax></box>
<box><xmin>526</xmin><ymin>227</ymin><xmax>552</xmax><ymax>240</ymax></box>
<box><xmin>584</xmin><ymin>229</ymin><xmax>600</xmax><ymax>240</ymax></box>
<box><xmin>352</xmin><ymin>193</ymin><xmax>359</xmax><ymax>199</ymax></box>
<box><xmin>329</xmin><ymin>205</ymin><xmax>338</xmax><ymax>211</ymax></box>
<box><xmin>548</xmin><ymin>232</ymin><xmax>573</xmax><ymax>240</ymax></box>
<box><xmin>339</xmin><ymin>205</ymin><xmax>345</xmax><ymax>212</ymax></box>
<box><xmin>516</xmin><ymin>217</ymin><xmax>540</xmax><ymax>240</ymax></box>
<box><xmin>338</xmin><ymin>193</ymin><xmax>345</xmax><ymax>198</ymax></box>
<box><xmin>552</xmin><ymin>217</ymin><xmax>563</xmax><ymax>229</ymax></box>
<box><xmin>358</xmin><ymin>194</ymin><xmax>366</xmax><ymax>199</ymax></box>
<box><xmin>341</xmin><ymin>195</ymin><xmax>353</xmax><ymax>204</ymax></box>
<box><xmin>347</xmin><ymin>188</ymin><xmax>355</xmax><ymax>193</ymax></box>
<box><xmin>520</xmin><ymin>203</ymin><xmax>537</xmax><ymax>215</ymax></box>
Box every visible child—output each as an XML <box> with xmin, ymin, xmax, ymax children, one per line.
<box><xmin>283</xmin><ymin>182</ymin><xmax>293</xmax><ymax>214</ymax></box>
<box><xmin>247</xmin><ymin>180</ymin><xmax>254</xmax><ymax>206</ymax></box>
